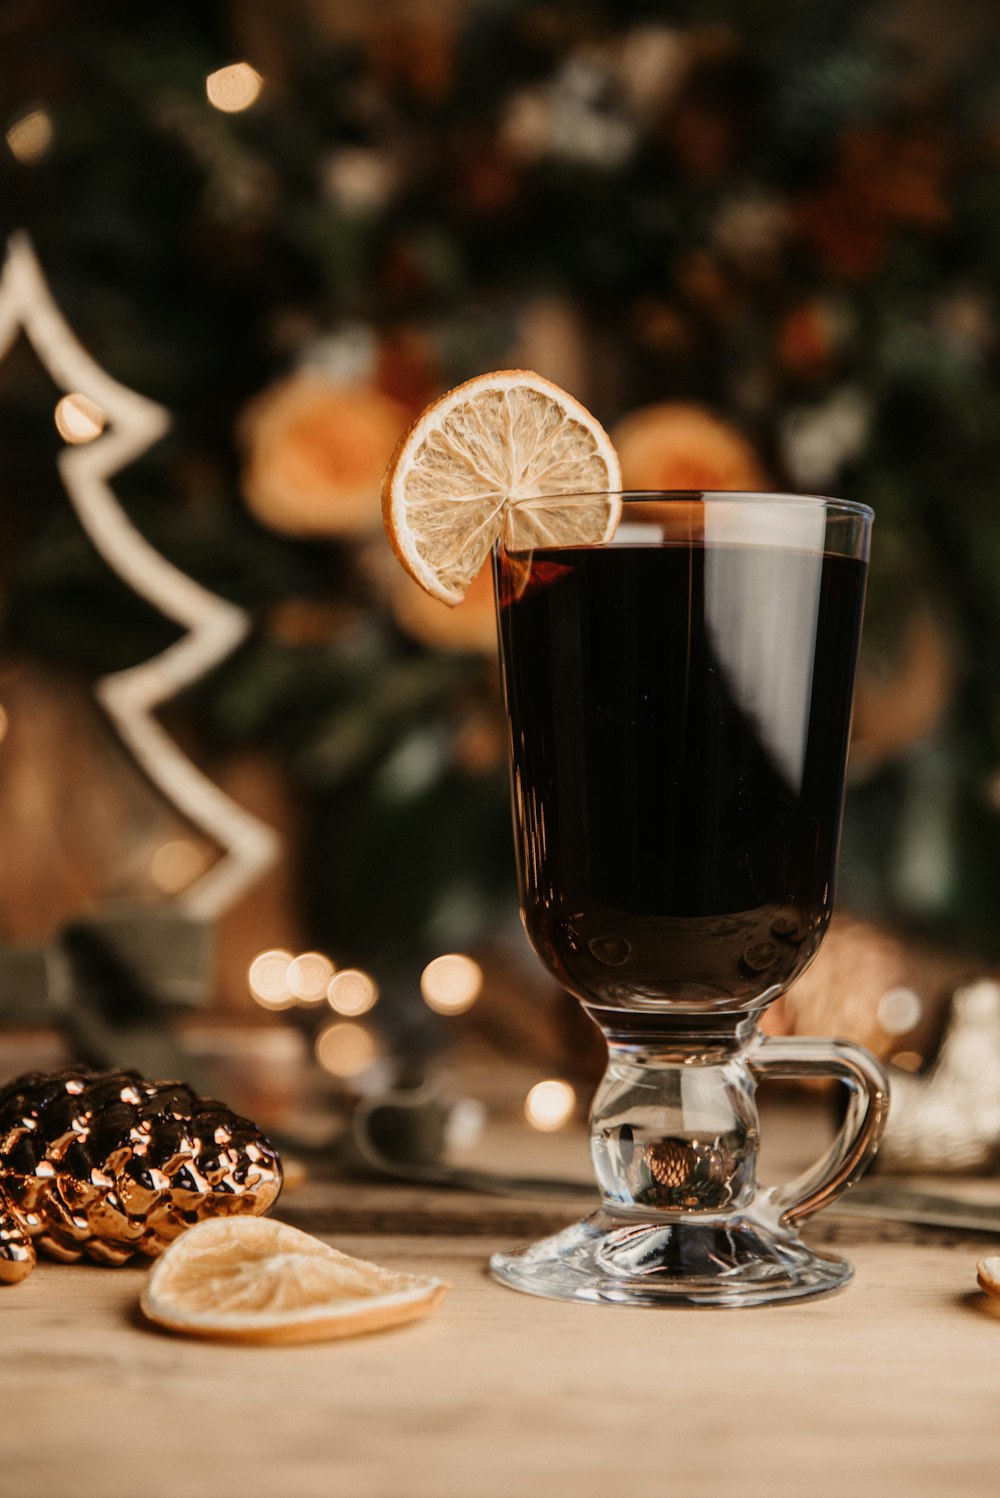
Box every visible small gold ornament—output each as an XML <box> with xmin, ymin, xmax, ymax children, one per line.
<box><xmin>0</xmin><ymin>1067</ymin><xmax>282</xmax><ymax>1284</ymax></box>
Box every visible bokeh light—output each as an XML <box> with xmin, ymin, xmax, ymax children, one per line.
<box><xmin>205</xmin><ymin>63</ymin><xmax>263</xmax><ymax>113</ymax></box>
<box><xmin>327</xmin><ymin>968</ymin><xmax>379</xmax><ymax>1017</ymax></box>
<box><xmin>315</xmin><ymin>1022</ymin><xmax>378</xmax><ymax>1078</ymax></box>
<box><xmin>0</xmin><ymin>704</ymin><xmax>8</xmax><ymax>745</ymax></box>
<box><xmin>5</xmin><ymin>108</ymin><xmax>53</xmax><ymax>164</ymax></box>
<box><xmin>248</xmin><ymin>948</ymin><xmax>295</xmax><ymax>1009</ymax></box>
<box><xmin>420</xmin><ymin>954</ymin><xmax>483</xmax><ymax>1015</ymax></box>
<box><xmin>54</xmin><ymin>393</ymin><xmax>106</xmax><ymax>444</ymax></box>
<box><xmin>524</xmin><ymin>1079</ymin><xmax>576</xmax><ymax>1132</ymax></box>
<box><xmin>150</xmin><ymin>838</ymin><xmax>206</xmax><ymax>894</ymax></box>
<box><xmin>877</xmin><ymin>986</ymin><xmax>923</xmax><ymax>1037</ymax></box>
<box><xmin>287</xmin><ymin>951</ymin><xmax>335</xmax><ymax>1003</ymax></box>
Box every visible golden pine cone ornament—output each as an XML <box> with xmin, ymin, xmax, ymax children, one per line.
<box><xmin>0</xmin><ymin>1068</ymin><xmax>283</xmax><ymax>1285</ymax></box>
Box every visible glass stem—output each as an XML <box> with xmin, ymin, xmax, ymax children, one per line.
<box><xmin>587</xmin><ymin>1016</ymin><xmax>763</xmax><ymax>1218</ymax></box>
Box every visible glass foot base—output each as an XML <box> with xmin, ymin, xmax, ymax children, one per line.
<box><xmin>490</xmin><ymin>1209</ymin><xmax>852</xmax><ymax>1308</ymax></box>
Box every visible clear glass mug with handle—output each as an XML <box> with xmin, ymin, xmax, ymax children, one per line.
<box><xmin>490</xmin><ymin>491</ymin><xmax>889</xmax><ymax>1307</ymax></box>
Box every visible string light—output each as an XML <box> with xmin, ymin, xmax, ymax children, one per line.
<box><xmin>248</xmin><ymin>949</ymin><xmax>295</xmax><ymax>1009</ymax></box>
<box><xmin>287</xmin><ymin>951</ymin><xmax>335</xmax><ymax>1004</ymax></box>
<box><xmin>5</xmin><ymin>108</ymin><xmax>54</xmax><ymax>164</ymax></box>
<box><xmin>420</xmin><ymin>954</ymin><xmax>483</xmax><ymax>1015</ymax></box>
<box><xmin>315</xmin><ymin>1022</ymin><xmax>378</xmax><ymax>1078</ymax></box>
<box><xmin>55</xmin><ymin>393</ymin><xmax>106</xmax><ymax>444</ymax></box>
<box><xmin>327</xmin><ymin>969</ymin><xmax>379</xmax><ymax>1017</ymax></box>
<box><xmin>205</xmin><ymin>63</ymin><xmax>263</xmax><ymax>113</ymax></box>
<box><xmin>524</xmin><ymin>1079</ymin><xmax>576</xmax><ymax>1132</ymax></box>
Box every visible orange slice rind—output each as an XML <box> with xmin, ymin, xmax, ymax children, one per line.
<box><xmin>139</xmin><ymin>1217</ymin><xmax>448</xmax><ymax>1344</ymax></box>
<box><xmin>382</xmin><ymin>369</ymin><xmax>622</xmax><ymax>605</ymax></box>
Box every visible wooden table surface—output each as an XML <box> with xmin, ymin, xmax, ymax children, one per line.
<box><xmin>3</xmin><ymin>1104</ymin><xmax>1000</xmax><ymax>1498</ymax></box>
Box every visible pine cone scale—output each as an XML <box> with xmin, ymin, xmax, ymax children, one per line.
<box><xmin>0</xmin><ymin>1067</ymin><xmax>282</xmax><ymax>1284</ymax></box>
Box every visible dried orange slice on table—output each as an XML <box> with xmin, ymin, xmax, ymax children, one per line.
<box><xmin>382</xmin><ymin>370</ymin><xmax>622</xmax><ymax>604</ymax></box>
<box><xmin>140</xmin><ymin>1217</ymin><xmax>448</xmax><ymax>1344</ymax></box>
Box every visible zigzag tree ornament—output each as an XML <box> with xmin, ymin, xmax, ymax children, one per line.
<box><xmin>0</xmin><ymin>232</ymin><xmax>278</xmax><ymax>918</ymax></box>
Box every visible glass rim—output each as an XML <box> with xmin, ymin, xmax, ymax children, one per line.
<box><xmin>536</xmin><ymin>489</ymin><xmax>874</xmax><ymax>520</ymax></box>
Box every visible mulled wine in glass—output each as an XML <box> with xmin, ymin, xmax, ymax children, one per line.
<box><xmin>490</xmin><ymin>492</ymin><xmax>888</xmax><ymax>1307</ymax></box>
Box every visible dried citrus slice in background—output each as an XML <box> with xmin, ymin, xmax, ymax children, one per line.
<box><xmin>140</xmin><ymin>1217</ymin><xmax>448</xmax><ymax>1343</ymax></box>
<box><xmin>382</xmin><ymin>369</ymin><xmax>622</xmax><ymax>605</ymax></box>
<box><xmin>977</xmin><ymin>1256</ymin><xmax>1000</xmax><ymax>1298</ymax></box>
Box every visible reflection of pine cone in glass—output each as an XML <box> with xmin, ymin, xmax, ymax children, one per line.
<box><xmin>0</xmin><ymin>1068</ymin><xmax>282</xmax><ymax>1284</ymax></box>
<box><xmin>645</xmin><ymin>1138</ymin><xmax>736</xmax><ymax>1209</ymax></box>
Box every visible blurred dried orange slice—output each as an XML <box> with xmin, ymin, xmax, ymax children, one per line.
<box><xmin>382</xmin><ymin>369</ymin><xmax>622</xmax><ymax>605</ymax></box>
<box><xmin>140</xmin><ymin>1217</ymin><xmax>448</xmax><ymax>1343</ymax></box>
<box><xmin>977</xmin><ymin>1256</ymin><xmax>1000</xmax><ymax>1299</ymax></box>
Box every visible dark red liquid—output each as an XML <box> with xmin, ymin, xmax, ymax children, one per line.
<box><xmin>495</xmin><ymin>540</ymin><xmax>867</xmax><ymax>1009</ymax></box>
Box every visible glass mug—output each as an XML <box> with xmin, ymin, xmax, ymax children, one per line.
<box><xmin>490</xmin><ymin>492</ymin><xmax>889</xmax><ymax>1307</ymax></box>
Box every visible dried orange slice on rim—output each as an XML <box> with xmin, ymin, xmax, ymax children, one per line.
<box><xmin>382</xmin><ymin>370</ymin><xmax>622</xmax><ymax>605</ymax></box>
<box><xmin>139</xmin><ymin>1217</ymin><xmax>448</xmax><ymax>1344</ymax></box>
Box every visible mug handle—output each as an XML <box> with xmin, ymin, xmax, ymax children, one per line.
<box><xmin>747</xmin><ymin>1033</ymin><xmax>890</xmax><ymax>1225</ymax></box>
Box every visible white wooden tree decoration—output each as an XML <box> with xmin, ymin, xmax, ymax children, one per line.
<box><xmin>0</xmin><ymin>232</ymin><xmax>278</xmax><ymax>918</ymax></box>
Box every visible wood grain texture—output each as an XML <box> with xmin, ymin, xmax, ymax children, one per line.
<box><xmin>2</xmin><ymin>1115</ymin><xmax>1000</xmax><ymax>1498</ymax></box>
